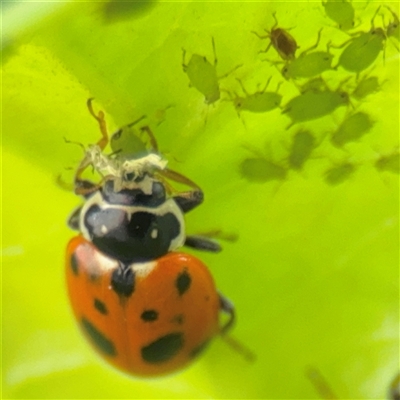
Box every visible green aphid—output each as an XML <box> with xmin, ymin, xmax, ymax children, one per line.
<box><xmin>240</xmin><ymin>157</ymin><xmax>287</xmax><ymax>183</ymax></box>
<box><xmin>230</xmin><ymin>78</ymin><xmax>282</xmax><ymax>114</ymax></box>
<box><xmin>338</xmin><ymin>29</ymin><xmax>386</xmax><ymax>73</ymax></box>
<box><xmin>375</xmin><ymin>151</ymin><xmax>400</xmax><ymax>174</ymax></box>
<box><xmin>385</xmin><ymin>6</ymin><xmax>400</xmax><ymax>43</ymax></box>
<box><xmin>297</xmin><ymin>76</ymin><xmax>330</xmax><ymax>93</ymax></box>
<box><xmin>288</xmin><ymin>130</ymin><xmax>317</xmax><ymax>170</ymax></box>
<box><xmin>389</xmin><ymin>373</ymin><xmax>400</xmax><ymax>400</ymax></box>
<box><xmin>110</xmin><ymin>115</ymin><xmax>150</xmax><ymax>157</ymax></box>
<box><xmin>182</xmin><ymin>38</ymin><xmax>240</xmax><ymax>104</ymax></box>
<box><xmin>330</xmin><ymin>112</ymin><xmax>374</xmax><ymax>147</ymax></box>
<box><xmin>324</xmin><ymin>162</ymin><xmax>356</xmax><ymax>185</ymax></box>
<box><xmin>282</xmin><ymin>50</ymin><xmax>334</xmax><ymax>79</ymax></box>
<box><xmin>282</xmin><ymin>30</ymin><xmax>334</xmax><ymax>79</ymax></box>
<box><xmin>282</xmin><ymin>88</ymin><xmax>349</xmax><ymax>128</ymax></box>
<box><xmin>322</xmin><ymin>0</ymin><xmax>355</xmax><ymax>31</ymax></box>
<box><xmin>336</xmin><ymin>7</ymin><xmax>386</xmax><ymax>73</ymax></box>
<box><xmin>351</xmin><ymin>76</ymin><xmax>381</xmax><ymax>100</ymax></box>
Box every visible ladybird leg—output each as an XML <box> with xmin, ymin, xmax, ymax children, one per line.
<box><xmin>184</xmin><ymin>235</ymin><xmax>222</xmax><ymax>253</ymax></box>
<box><xmin>173</xmin><ymin>189</ymin><xmax>203</xmax><ymax>213</ymax></box>
<box><xmin>193</xmin><ymin>229</ymin><xmax>238</xmax><ymax>242</ymax></box>
<box><xmin>159</xmin><ymin>168</ymin><xmax>201</xmax><ymax>190</ymax></box>
<box><xmin>67</xmin><ymin>205</ymin><xmax>82</xmax><ymax>230</ymax></box>
<box><xmin>74</xmin><ymin>178</ymin><xmax>102</xmax><ymax>197</ymax></box>
<box><xmin>218</xmin><ymin>294</ymin><xmax>256</xmax><ymax>362</ymax></box>
<box><xmin>306</xmin><ymin>367</ymin><xmax>338</xmax><ymax>399</ymax></box>
<box><xmin>219</xmin><ymin>294</ymin><xmax>235</xmax><ymax>334</ymax></box>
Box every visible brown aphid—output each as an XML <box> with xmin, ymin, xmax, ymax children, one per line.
<box><xmin>253</xmin><ymin>12</ymin><xmax>298</xmax><ymax>60</ymax></box>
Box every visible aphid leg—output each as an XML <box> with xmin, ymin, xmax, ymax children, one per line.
<box><xmin>140</xmin><ymin>126</ymin><xmax>159</xmax><ymax>153</ymax></box>
<box><xmin>236</xmin><ymin>78</ymin><xmax>250</xmax><ymax>96</ymax></box>
<box><xmin>371</xmin><ymin>5</ymin><xmax>381</xmax><ymax>29</ymax></box>
<box><xmin>184</xmin><ymin>235</ymin><xmax>222</xmax><ymax>252</ymax></box>
<box><xmin>63</xmin><ymin>137</ymin><xmax>86</xmax><ymax>153</ymax></box>
<box><xmin>219</xmin><ymin>293</ymin><xmax>256</xmax><ymax>362</ymax></box>
<box><xmin>251</xmin><ymin>30</ymin><xmax>270</xmax><ymax>40</ymax></box>
<box><xmin>306</xmin><ymin>367</ymin><xmax>338</xmax><ymax>400</ymax></box>
<box><xmin>67</xmin><ymin>206</ymin><xmax>82</xmax><ymax>230</ymax></box>
<box><xmin>181</xmin><ymin>47</ymin><xmax>188</xmax><ymax>72</ymax></box>
<box><xmin>72</xmin><ymin>99</ymin><xmax>111</xmax><ymax>195</ymax></box>
<box><xmin>86</xmin><ymin>98</ymin><xmax>110</xmax><ymax>151</ymax></box>
<box><xmin>211</xmin><ymin>36</ymin><xmax>218</xmax><ymax>67</ymax></box>
<box><xmin>56</xmin><ymin>168</ymin><xmax>74</xmax><ymax>192</ymax></box>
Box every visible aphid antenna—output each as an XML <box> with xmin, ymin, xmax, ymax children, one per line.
<box><xmin>125</xmin><ymin>114</ymin><xmax>147</xmax><ymax>129</ymax></box>
<box><xmin>299</xmin><ymin>27</ymin><xmax>324</xmax><ymax>57</ymax></box>
<box><xmin>241</xmin><ymin>142</ymin><xmax>266</xmax><ymax>160</ymax></box>
<box><xmin>217</xmin><ymin>63</ymin><xmax>243</xmax><ymax>81</ymax></box>
<box><xmin>271</xmin><ymin>10</ymin><xmax>296</xmax><ymax>32</ymax></box>
<box><xmin>306</xmin><ymin>367</ymin><xmax>338</xmax><ymax>400</ymax></box>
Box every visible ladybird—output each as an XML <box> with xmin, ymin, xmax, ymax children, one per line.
<box><xmin>66</xmin><ymin>235</ymin><xmax>234</xmax><ymax>376</ymax></box>
<box><xmin>68</xmin><ymin>99</ymin><xmax>221</xmax><ymax>262</ymax></box>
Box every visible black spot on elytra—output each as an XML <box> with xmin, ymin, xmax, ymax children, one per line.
<box><xmin>141</xmin><ymin>332</ymin><xmax>184</xmax><ymax>363</ymax></box>
<box><xmin>111</xmin><ymin>264</ymin><xmax>135</xmax><ymax>297</ymax></box>
<box><xmin>190</xmin><ymin>339</ymin><xmax>210</xmax><ymax>358</ymax></box>
<box><xmin>81</xmin><ymin>318</ymin><xmax>116</xmax><ymax>357</ymax></box>
<box><xmin>175</xmin><ymin>268</ymin><xmax>191</xmax><ymax>296</ymax></box>
<box><xmin>141</xmin><ymin>309</ymin><xmax>158</xmax><ymax>322</ymax></box>
<box><xmin>170</xmin><ymin>314</ymin><xmax>185</xmax><ymax>325</ymax></box>
<box><xmin>70</xmin><ymin>253</ymin><xmax>79</xmax><ymax>275</ymax></box>
<box><xmin>94</xmin><ymin>298</ymin><xmax>108</xmax><ymax>315</ymax></box>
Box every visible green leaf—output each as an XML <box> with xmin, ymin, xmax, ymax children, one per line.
<box><xmin>3</xmin><ymin>1</ymin><xmax>399</xmax><ymax>399</ymax></box>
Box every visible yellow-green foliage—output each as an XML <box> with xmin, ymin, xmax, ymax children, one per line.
<box><xmin>3</xmin><ymin>1</ymin><xmax>399</xmax><ymax>399</ymax></box>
